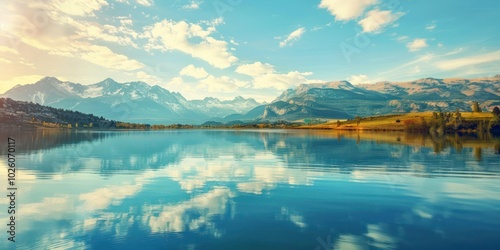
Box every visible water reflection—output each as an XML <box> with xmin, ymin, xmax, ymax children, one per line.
<box><xmin>0</xmin><ymin>129</ymin><xmax>499</xmax><ymax>249</ymax></box>
<box><xmin>144</xmin><ymin>187</ymin><xmax>233</xmax><ymax>236</ymax></box>
<box><xmin>0</xmin><ymin>128</ymin><xmax>112</xmax><ymax>155</ymax></box>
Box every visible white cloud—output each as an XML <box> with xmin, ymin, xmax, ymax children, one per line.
<box><xmin>237</xmin><ymin>182</ymin><xmax>274</xmax><ymax>195</ymax></box>
<box><xmin>80</xmin><ymin>184</ymin><xmax>141</xmax><ymax>211</ymax></box>
<box><xmin>230</xmin><ymin>39</ymin><xmax>239</xmax><ymax>46</ymax></box>
<box><xmin>235</xmin><ymin>62</ymin><xmax>274</xmax><ymax>76</ymax></box>
<box><xmin>169</xmin><ymin>76</ymin><xmax>185</xmax><ymax>87</ymax></box>
<box><xmin>396</xmin><ymin>36</ymin><xmax>409</xmax><ymax>42</ymax></box>
<box><xmin>0</xmin><ymin>58</ymin><xmax>12</xmax><ymax>64</ymax></box>
<box><xmin>120</xmin><ymin>19</ymin><xmax>133</xmax><ymax>26</ymax></box>
<box><xmin>365</xmin><ymin>224</ymin><xmax>397</xmax><ymax>249</ymax></box>
<box><xmin>252</xmin><ymin>71</ymin><xmax>314</xmax><ymax>90</ymax></box>
<box><xmin>407</xmin><ymin>38</ymin><xmax>428</xmax><ymax>52</ymax></box>
<box><xmin>167</xmin><ymin>70</ymin><xmax>252</xmax><ymax>98</ymax></box>
<box><xmin>279</xmin><ymin>207</ymin><xmax>307</xmax><ymax>228</ymax></box>
<box><xmin>165</xmin><ymin>76</ymin><xmax>196</xmax><ymax>94</ymax></box>
<box><xmin>5</xmin><ymin>19</ymin><xmax>144</xmax><ymax>72</ymax></box>
<box><xmin>377</xmin><ymin>48</ymin><xmax>500</xmax><ymax>79</ymax></box>
<box><xmin>236</xmin><ymin>62</ymin><xmax>314</xmax><ymax>90</ymax></box>
<box><xmin>182</xmin><ymin>0</ymin><xmax>203</xmax><ymax>9</ymax></box>
<box><xmin>435</xmin><ymin>50</ymin><xmax>500</xmax><ymax>71</ymax></box>
<box><xmin>78</xmin><ymin>44</ymin><xmax>145</xmax><ymax>71</ymax></box>
<box><xmin>279</xmin><ymin>28</ymin><xmax>306</xmax><ymax>47</ymax></box>
<box><xmin>348</xmin><ymin>74</ymin><xmax>370</xmax><ymax>85</ymax></box>
<box><xmin>75</xmin><ymin>21</ymin><xmax>139</xmax><ymax>48</ymax></box>
<box><xmin>143</xmin><ymin>19</ymin><xmax>238</xmax><ymax>68</ymax></box>
<box><xmin>20</xmin><ymin>196</ymin><xmax>73</xmax><ymax>218</ymax></box>
<box><xmin>144</xmin><ymin>188</ymin><xmax>233</xmax><ymax>234</ymax></box>
<box><xmin>379</xmin><ymin>53</ymin><xmax>435</xmax><ymax>77</ymax></box>
<box><xmin>0</xmin><ymin>75</ymin><xmax>46</xmax><ymax>94</ymax></box>
<box><xmin>319</xmin><ymin>0</ymin><xmax>378</xmax><ymax>21</ymax></box>
<box><xmin>135</xmin><ymin>71</ymin><xmax>159</xmax><ymax>84</ymax></box>
<box><xmin>443</xmin><ymin>182</ymin><xmax>500</xmax><ymax>201</ymax></box>
<box><xmin>33</xmin><ymin>0</ymin><xmax>109</xmax><ymax>16</ymax></box>
<box><xmin>358</xmin><ymin>9</ymin><xmax>404</xmax><ymax>33</ymax></box>
<box><xmin>25</xmin><ymin>4</ymin><xmax>140</xmax><ymax>47</ymax></box>
<box><xmin>164</xmin><ymin>154</ymin><xmax>319</xmax><ymax>197</ymax></box>
<box><xmin>203</xmin><ymin>17</ymin><xmax>224</xmax><ymax>26</ymax></box>
<box><xmin>198</xmin><ymin>75</ymin><xmax>248</xmax><ymax>92</ymax></box>
<box><xmin>445</xmin><ymin>47</ymin><xmax>465</xmax><ymax>56</ymax></box>
<box><xmin>2</xmin><ymin>1</ymin><xmax>145</xmax><ymax>73</ymax></box>
<box><xmin>180</xmin><ymin>64</ymin><xmax>209</xmax><ymax>79</ymax></box>
<box><xmin>0</xmin><ymin>45</ymin><xmax>19</xmax><ymax>55</ymax></box>
<box><xmin>426</xmin><ymin>22</ymin><xmax>437</xmax><ymax>31</ymax></box>
<box><xmin>136</xmin><ymin>0</ymin><xmax>153</xmax><ymax>6</ymax></box>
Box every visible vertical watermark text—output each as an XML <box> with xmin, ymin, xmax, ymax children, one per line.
<box><xmin>6</xmin><ymin>137</ymin><xmax>17</xmax><ymax>243</ymax></box>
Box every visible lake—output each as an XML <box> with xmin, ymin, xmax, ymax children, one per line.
<box><xmin>1</xmin><ymin>129</ymin><xmax>500</xmax><ymax>250</ymax></box>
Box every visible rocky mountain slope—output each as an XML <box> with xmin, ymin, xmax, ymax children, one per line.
<box><xmin>217</xmin><ymin>76</ymin><xmax>500</xmax><ymax>123</ymax></box>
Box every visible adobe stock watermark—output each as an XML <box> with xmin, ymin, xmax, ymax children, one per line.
<box><xmin>383</xmin><ymin>171</ymin><xmax>406</xmax><ymax>192</ymax></box>
<box><xmin>315</xmin><ymin>228</ymin><xmax>337</xmax><ymax>250</ymax></box>
<box><xmin>5</xmin><ymin>10</ymin><xmax>49</xmax><ymax>51</ymax></box>
<box><xmin>6</xmin><ymin>138</ymin><xmax>17</xmax><ymax>243</ymax></box>
<box><xmin>213</xmin><ymin>0</ymin><xmax>244</xmax><ymax>17</ymax></box>
<box><xmin>340</xmin><ymin>0</ymin><xmax>404</xmax><ymax>63</ymax></box>
<box><xmin>110</xmin><ymin>94</ymin><xmax>139</xmax><ymax>123</ymax></box>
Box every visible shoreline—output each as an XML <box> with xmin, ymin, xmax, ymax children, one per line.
<box><xmin>1</xmin><ymin>125</ymin><xmax>498</xmax><ymax>136</ymax></box>
<box><xmin>2</xmin><ymin>111</ymin><xmax>498</xmax><ymax>135</ymax></box>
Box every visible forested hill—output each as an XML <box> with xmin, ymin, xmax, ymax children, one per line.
<box><xmin>0</xmin><ymin>98</ymin><xmax>117</xmax><ymax>128</ymax></box>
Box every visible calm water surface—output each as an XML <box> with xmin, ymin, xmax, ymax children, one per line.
<box><xmin>1</xmin><ymin>129</ymin><xmax>500</xmax><ymax>250</ymax></box>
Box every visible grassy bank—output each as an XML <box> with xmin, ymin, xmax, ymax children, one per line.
<box><xmin>301</xmin><ymin>112</ymin><xmax>498</xmax><ymax>133</ymax></box>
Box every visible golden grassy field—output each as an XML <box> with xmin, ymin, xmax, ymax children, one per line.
<box><xmin>299</xmin><ymin>129</ymin><xmax>500</xmax><ymax>152</ymax></box>
<box><xmin>301</xmin><ymin>112</ymin><xmax>495</xmax><ymax>131</ymax></box>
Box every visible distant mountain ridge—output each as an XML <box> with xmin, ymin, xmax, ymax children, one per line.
<box><xmin>1</xmin><ymin>77</ymin><xmax>263</xmax><ymax>124</ymax></box>
<box><xmin>217</xmin><ymin>75</ymin><xmax>500</xmax><ymax>123</ymax></box>
<box><xmin>2</xmin><ymin>75</ymin><xmax>499</xmax><ymax>124</ymax></box>
<box><xmin>359</xmin><ymin>77</ymin><xmax>500</xmax><ymax>101</ymax></box>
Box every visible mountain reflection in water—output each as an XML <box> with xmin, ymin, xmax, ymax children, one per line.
<box><xmin>0</xmin><ymin>129</ymin><xmax>499</xmax><ymax>250</ymax></box>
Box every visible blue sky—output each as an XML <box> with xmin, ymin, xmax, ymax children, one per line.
<box><xmin>0</xmin><ymin>0</ymin><xmax>499</xmax><ymax>101</ymax></box>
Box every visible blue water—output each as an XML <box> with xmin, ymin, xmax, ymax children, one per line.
<box><xmin>1</xmin><ymin>129</ymin><xmax>500</xmax><ymax>250</ymax></box>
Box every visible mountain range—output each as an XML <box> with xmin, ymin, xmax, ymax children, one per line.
<box><xmin>2</xmin><ymin>75</ymin><xmax>499</xmax><ymax>124</ymax></box>
<box><xmin>1</xmin><ymin>77</ymin><xmax>262</xmax><ymax>124</ymax></box>
<box><xmin>215</xmin><ymin>76</ymin><xmax>500</xmax><ymax>123</ymax></box>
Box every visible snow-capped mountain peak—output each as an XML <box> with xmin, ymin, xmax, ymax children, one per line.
<box><xmin>1</xmin><ymin>77</ymin><xmax>263</xmax><ymax>124</ymax></box>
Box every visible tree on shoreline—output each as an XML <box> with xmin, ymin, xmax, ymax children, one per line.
<box><xmin>492</xmin><ymin>106</ymin><xmax>500</xmax><ymax>117</ymax></box>
<box><xmin>355</xmin><ymin>116</ymin><xmax>361</xmax><ymax>126</ymax></box>
<box><xmin>472</xmin><ymin>101</ymin><xmax>482</xmax><ymax>112</ymax></box>
<box><xmin>454</xmin><ymin>108</ymin><xmax>463</xmax><ymax>130</ymax></box>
